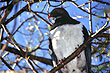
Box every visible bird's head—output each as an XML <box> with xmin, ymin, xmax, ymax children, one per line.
<box><xmin>48</xmin><ymin>8</ymin><xmax>70</xmax><ymax>19</ymax></box>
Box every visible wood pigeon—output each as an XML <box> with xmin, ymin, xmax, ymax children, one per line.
<box><xmin>48</xmin><ymin>8</ymin><xmax>91</xmax><ymax>73</ymax></box>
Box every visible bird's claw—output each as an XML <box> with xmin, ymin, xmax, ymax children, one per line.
<box><xmin>58</xmin><ymin>58</ymin><xmax>67</xmax><ymax>69</ymax></box>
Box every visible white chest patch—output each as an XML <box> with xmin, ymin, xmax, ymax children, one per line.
<box><xmin>50</xmin><ymin>23</ymin><xmax>87</xmax><ymax>73</ymax></box>
<box><xmin>50</xmin><ymin>23</ymin><xmax>84</xmax><ymax>58</ymax></box>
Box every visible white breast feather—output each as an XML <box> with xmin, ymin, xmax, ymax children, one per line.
<box><xmin>50</xmin><ymin>23</ymin><xmax>86</xmax><ymax>73</ymax></box>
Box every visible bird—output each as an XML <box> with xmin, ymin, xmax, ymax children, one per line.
<box><xmin>48</xmin><ymin>8</ymin><xmax>91</xmax><ymax>73</ymax></box>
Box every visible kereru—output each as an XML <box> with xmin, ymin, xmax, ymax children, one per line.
<box><xmin>48</xmin><ymin>8</ymin><xmax>91</xmax><ymax>73</ymax></box>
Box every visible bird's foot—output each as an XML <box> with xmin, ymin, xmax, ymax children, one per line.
<box><xmin>58</xmin><ymin>58</ymin><xmax>67</xmax><ymax>69</ymax></box>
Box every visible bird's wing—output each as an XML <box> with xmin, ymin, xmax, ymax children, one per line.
<box><xmin>49</xmin><ymin>38</ymin><xmax>58</xmax><ymax>66</ymax></box>
<box><xmin>49</xmin><ymin>38</ymin><xmax>63</xmax><ymax>73</ymax></box>
<box><xmin>83</xmin><ymin>25</ymin><xmax>91</xmax><ymax>72</ymax></box>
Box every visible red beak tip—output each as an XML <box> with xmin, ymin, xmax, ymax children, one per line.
<box><xmin>47</xmin><ymin>16</ymin><xmax>50</xmax><ymax>19</ymax></box>
<box><xmin>47</xmin><ymin>15</ymin><xmax>52</xmax><ymax>19</ymax></box>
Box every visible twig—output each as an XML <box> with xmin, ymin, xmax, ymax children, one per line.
<box><xmin>0</xmin><ymin>44</ymin><xmax>8</xmax><ymax>56</ymax></box>
<box><xmin>32</xmin><ymin>60</ymin><xmax>44</xmax><ymax>72</ymax></box>
<box><xmin>91</xmin><ymin>20</ymin><xmax>109</xmax><ymax>37</ymax></box>
<box><xmin>18</xmin><ymin>31</ymin><xmax>33</xmax><ymax>36</ymax></box>
<box><xmin>96</xmin><ymin>33</ymin><xmax>110</xmax><ymax>38</ymax></box>
<box><xmin>31</xmin><ymin>10</ymin><xmax>52</xmax><ymax>26</ymax></box>
<box><xmin>12</xmin><ymin>57</ymin><xmax>23</xmax><ymax>69</ymax></box>
<box><xmin>92</xmin><ymin>61</ymin><xmax>110</xmax><ymax>67</ymax></box>
<box><xmin>47</xmin><ymin>0</ymin><xmax>65</xmax><ymax>7</ymax></box>
<box><xmin>2</xmin><ymin>52</ymin><xmax>9</xmax><ymax>58</ymax></box>
<box><xmin>1</xmin><ymin>44</ymin><xmax>53</xmax><ymax>66</ymax></box>
<box><xmin>91</xmin><ymin>3</ymin><xmax>100</xmax><ymax>10</ymax></box>
<box><xmin>92</xmin><ymin>41</ymin><xmax>109</xmax><ymax>45</ymax></box>
<box><xmin>5</xmin><ymin>3</ymin><xmax>33</xmax><ymax>25</ymax></box>
<box><xmin>30</xmin><ymin>22</ymin><xmax>44</xmax><ymax>53</ymax></box>
<box><xmin>0</xmin><ymin>1</ymin><xmax>16</xmax><ymax>25</ymax></box>
<box><xmin>11</xmin><ymin>3</ymin><xmax>19</xmax><ymax>34</ymax></box>
<box><xmin>70</xmin><ymin>1</ymin><xmax>109</xmax><ymax>19</ymax></box>
<box><xmin>0</xmin><ymin>56</ymin><xmax>13</xmax><ymax>70</ymax></box>
<box><xmin>1</xmin><ymin>24</ymin><xmax>24</xmax><ymax>56</ymax></box>
<box><xmin>89</xmin><ymin>0</ymin><xmax>93</xmax><ymax>35</ymax></box>
<box><xmin>25</xmin><ymin>57</ymin><xmax>38</xmax><ymax>73</ymax></box>
<box><xmin>78</xmin><ymin>1</ymin><xmax>92</xmax><ymax>7</ymax></box>
<box><xmin>12</xmin><ymin>16</ymin><xmax>34</xmax><ymax>36</ymax></box>
<box><xmin>41</xmin><ymin>2</ymin><xmax>48</xmax><ymax>12</ymax></box>
<box><xmin>0</xmin><ymin>28</ymin><xmax>4</xmax><ymax>42</ymax></box>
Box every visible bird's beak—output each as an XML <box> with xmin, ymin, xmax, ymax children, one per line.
<box><xmin>47</xmin><ymin>14</ymin><xmax>52</xmax><ymax>19</ymax></box>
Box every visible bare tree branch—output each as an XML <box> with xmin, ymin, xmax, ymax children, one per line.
<box><xmin>0</xmin><ymin>1</ymin><xmax>17</xmax><ymax>24</ymax></box>
<box><xmin>0</xmin><ymin>56</ymin><xmax>13</xmax><ymax>70</ymax></box>
<box><xmin>5</xmin><ymin>3</ymin><xmax>33</xmax><ymax>25</ymax></box>
<box><xmin>89</xmin><ymin>0</ymin><xmax>93</xmax><ymax>35</ymax></box>
<box><xmin>25</xmin><ymin>57</ymin><xmax>38</xmax><ymax>73</ymax></box>
<box><xmin>0</xmin><ymin>44</ymin><xmax>53</xmax><ymax>66</ymax></box>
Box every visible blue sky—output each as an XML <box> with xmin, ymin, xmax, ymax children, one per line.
<box><xmin>1</xmin><ymin>0</ymin><xmax>110</xmax><ymax>72</ymax></box>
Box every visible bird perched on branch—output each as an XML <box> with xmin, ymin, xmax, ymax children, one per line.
<box><xmin>48</xmin><ymin>8</ymin><xmax>91</xmax><ymax>73</ymax></box>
